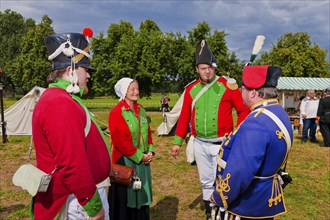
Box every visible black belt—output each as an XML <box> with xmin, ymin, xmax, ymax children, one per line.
<box><xmin>208</xmin><ymin>141</ymin><xmax>222</xmax><ymax>145</ymax></box>
<box><xmin>196</xmin><ymin>137</ymin><xmax>223</xmax><ymax>145</ymax></box>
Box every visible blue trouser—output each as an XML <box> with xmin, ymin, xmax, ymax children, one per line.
<box><xmin>302</xmin><ymin>118</ymin><xmax>317</xmax><ymax>141</ymax></box>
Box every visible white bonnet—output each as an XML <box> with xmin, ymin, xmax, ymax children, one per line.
<box><xmin>114</xmin><ymin>77</ymin><xmax>134</xmax><ymax>101</ymax></box>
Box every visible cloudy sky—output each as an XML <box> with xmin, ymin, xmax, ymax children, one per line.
<box><xmin>1</xmin><ymin>0</ymin><xmax>329</xmax><ymax>61</ymax></box>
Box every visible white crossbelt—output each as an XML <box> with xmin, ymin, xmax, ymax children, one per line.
<box><xmin>216</xmin><ymin>108</ymin><xmax>292</xmax><ymax>170</ymax></box>
<box><xmin>96</xmin><ymin>177</ymin><xmax>110</xmax><ymax>188</ymax></box>
<box><xmin>216</xmin><ymin>155</ymin><xmax>227</xmax><ymax>169</ymax></box>
<box><xmin>261</xmin><ymin>109</ymin><xmax>292</xmax><ymax>151</ymax></box>
<box><xmin>191</xmin><ymin>76</ymin><xmax>219</xmax><ymax>111</ymax></box>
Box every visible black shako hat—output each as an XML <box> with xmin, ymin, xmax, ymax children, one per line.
<box><xmin>195</xmin><ymin>40</ymin><xmax>217</xmax><ymax>67</ymax></box>
<box><xmin>44</xmin><ymin>33</ymin><xmax>94</xmax><ymax>71</ymax></box>
<box><xmin>242</xmin><ymin>65</ymin><xmax>282</xmax><ymax>89</ymax></box>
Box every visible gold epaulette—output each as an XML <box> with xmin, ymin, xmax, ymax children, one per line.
<box><xmin>226</xmin><ymin>78</ymin><xmax>238</xmax><ymax>90</ymax></box>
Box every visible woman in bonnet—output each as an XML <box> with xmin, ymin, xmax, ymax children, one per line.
<box><xmin>108</xmin><ymin>77</ymin><xmax>155</xmax><ymax>220</ymax></box>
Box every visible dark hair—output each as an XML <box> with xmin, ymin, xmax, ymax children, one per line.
<box><xmin>299</xmin><ymin>96</ymin><xmax>305</xmax><ymax>101</ymax></box>
<box><xmin>47</xmin><ymin>68</ymin><xmax>66</xmax><ymax>83</ymax></box>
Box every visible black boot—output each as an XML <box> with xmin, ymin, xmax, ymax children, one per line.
<box><xmin>204</xmin><ymin>200</ymin><xmax>212</xmax><ymax>220</ymax></box>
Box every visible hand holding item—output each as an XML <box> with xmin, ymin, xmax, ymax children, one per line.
<box><xmin>142</xmin><ymin>153</ymin><xmax>153</xmax><ymax>164</ymax></box>
<box><xmin>147</xmin><ymin>152</ymin><xmax>154</xmax><ymax>163</ymax></box>
<box><xmin>90</xmin><ymin>208</ymin><xmax>104</xmax><ymax>220</ymax></box>
<box><xmin>210</xmin><ymin>194</ymin><xmax>217</xmax><ymax>206</ymax></box>
<box><xmin>171</xmin><ymin>145</ymin><xmax>180</xmax><ymax>159</ymax></box>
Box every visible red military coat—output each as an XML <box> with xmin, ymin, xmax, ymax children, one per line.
<box><xmin>174</xmin><ymin>76</ymin><xmax>250</xmax><ymax>145</ymax></box>
<box><xmin>32</xmin><ymin>83</ymin><xmax>110</xmax><ymax>219</ymax></box>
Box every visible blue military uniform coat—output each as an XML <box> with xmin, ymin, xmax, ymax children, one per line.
<box><xmin>213</xmin><ymin>99</ymin><xmax>293</xmax><ymax>218</ymax></box>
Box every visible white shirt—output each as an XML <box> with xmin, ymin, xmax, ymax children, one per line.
<box><xmin>300</xmin><ymin>97</ymin><xmax>319</xmax><ymax>119</ymax></box>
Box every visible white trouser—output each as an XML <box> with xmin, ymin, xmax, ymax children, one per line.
<box><xmin>193</xmin><ymin>138</ymin><xmax>221</xmax><ymax>201</ymax></box>
<box><xmin>59</xmin><ymin>187</ymin><xmax>110</xmax><ymax>220</ymax></box>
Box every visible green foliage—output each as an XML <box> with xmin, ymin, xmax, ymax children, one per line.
<box><xmin>187</xmin><ymin>21</ymin><xmax>211</xmax><ymax>45</ymax></box>
<box><xmin>135</xmin><ymin>20</ymin><xmax>164</xmax><ymax>96</ymax></box>
<box><xmin>5</xmin><ymin>15</ymin><xmax>54</xmax><ymax>94</ymax></box>
<box><xmin>0</xmin><ymin>9</ymin><xmax>37</xmax><ymax>94</ymax></box>
<box><xmin>91</xmin><ymin>21</ymin><xmax>137</xmax><ymax>96</ymax></box>
<box><xmin>257</xmin><ymin>32</ymin><xmax>330</xmax><ymax>77</ymax></box>
<box><xmin>163</xmin><ymin>33</ymin><xmax>195</xmax><ymax>92</ymax></box>
<box><xmin>90</xmin><ymin>19</ymin><xmax>239</xmax><ymax>96</ymax></box>
<box><xmin>0</xmin><ymin>10</ymin><xmax>31</xmax><ymax>65</ymax></box>
<box><xmin>1</xmin><ymin>10</ymin><xmax>329</xmax><ymax>97</ymax></box>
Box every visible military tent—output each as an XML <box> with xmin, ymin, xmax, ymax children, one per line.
<box><xmin>0</xmin><ymin>86</ymin><xmax>45</xmax><ymax>136</ymax></box>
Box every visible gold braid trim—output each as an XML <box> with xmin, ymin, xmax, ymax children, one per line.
<box><xmin>267</xmin><ymin>129</ymin><xmax>287</xmax><ymax>207</ymax></box>
<box><xmin>199</xmin><ymin>40</ymin><xmax>205</xmax><ymax>55</ymax></box>
<box><xmin>268</xmin><ymin>176</ymin><xmax>283</xmax><ymax>207</ymax></box>
<box><xmin>215</xmin><ymin>173</ymin><xmax>231</xmax><ymax>209</ymax></box>
<box><xmin>224</xmin><ymin>135</ymin><xmax>231</xmax><ymax>146</ymax></box>
<box><xmin>218</xmin><ymin>146</ymin><xmax>224</xmax><ymax>172</ymax></box>
<box><xmin>254</xmin><ymin>108</ymin><xmax>265</xmax><ymax>117</ymax></box>
<box><xmin>72</xmin><ymin>46</ymin><xmax>90</xmax><ymax>64</ymax></box>
<box><xmin>251</xmin><ymin>105</ymin><xmax>288</xmax><ymax>208</ymax></box>
<box><xmin>276</xmin><ymin>129</ymin><xmax>290</xmax><ymax>167</ymax></box>
<box><xmin>276</xmin><ymin>130</ymin><xmax>285</xmax><ymax>140</ymax></box>
<box><xmin>232</xmin><ymin>127</ymin><xmax>239</xmax><ymax>135</ymax></box>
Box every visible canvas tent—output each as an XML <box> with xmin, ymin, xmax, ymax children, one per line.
<box><xmin>0</xmin><ymin>86</ymin><xmax>45</xmax><ymax>136</ymax></box>
<box><xmin>157</xmin><ymin>92</ymin><xmax>184</xmax><ymax>136</ymax></box>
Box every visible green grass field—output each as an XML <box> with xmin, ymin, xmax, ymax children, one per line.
<box><xmin>0</xmin><ymin>94</ymin><xmax>329</xmax><ymax>220</ymax></box>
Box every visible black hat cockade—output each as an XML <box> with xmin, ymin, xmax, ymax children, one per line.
<box><xmin>195</xmin><ymin>40</ymin><xmax>217</xmax><ymax>67</ymax></box>
<box><xmin>44</xmin><ymin>28</ymin><xmax>94</xmax><ymax>93</ymax></box>
<box><xmin>242</xmin><ymin>66</ymin><xmax>282</xmax><ymax>89</ymax></box>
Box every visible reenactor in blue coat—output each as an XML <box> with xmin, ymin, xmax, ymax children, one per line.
<box><xmin>211</xmin><ymin>65</ymin><xmax>293</xmax><ymax>219</ymax></box>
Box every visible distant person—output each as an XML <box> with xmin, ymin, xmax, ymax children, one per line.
<box><xmin>211</xmin><ymin>65</ymin><xmax>293</xmax><ymax>219</ymax></box>
<box><xmin>171</xmin><ymin>40</ymin><xmax>250</xmax><ymax>220</ymax></box>
<box><xmin>108</xmin><ymin>77</ymin><xmax>155</xmax><ymax>220</ymax></box>
<box><xmin>300</xmin><ymin>90</ymin><xmax>319</xmax><ymax>143</ymax></box>
<box><xmin>32</xmin><ymin>31</ymin><xmax>110</xmax><ymax>219</ymax></box>
<box><xmin>161</xmin><ymin>93</ymin><xmax>171</xmax><ymax>112</ymax></box>
<box><xmin>317</xmin><ymin>87</ymin><xmax>330</xmax><ymax>147</ymax></box>
<box><xmin>296</xmin><ymin>95</ymin><xmax>306</xmax><ymax>134</ymax></box>
<box><xmin>160</xmin><ymin>93</ymin><xmax>165</xmax><ymax>111</ymax></box>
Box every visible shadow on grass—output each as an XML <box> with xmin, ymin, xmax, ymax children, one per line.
<box><xmin>150</xmin><ymin>196</ymin><xmax>179</xmax><ymax>220</ymax></box>
<box><xmin>188</xmin><ymin>193</ymin><xmax>203</xmax><ymax>210</ymax></box>
<box><xmin>0</xmin><ymin>204</ymin><xmax>28</xmax><ymax>218</ymax></box>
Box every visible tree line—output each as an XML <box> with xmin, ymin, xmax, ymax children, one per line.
<box><xmin>1</xmin><ymin>9</ymin><xmax>329</xmax><ymax>98</ymax></box>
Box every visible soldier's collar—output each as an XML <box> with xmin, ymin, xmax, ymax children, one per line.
<box><xmin>49</xmin><ymin>78</ymin><xmax>84</xmax><ymax>97</ymax></box>
<box><xmin>251</xmin><ymin>99</ymin><xmax>279</xmax><ymax>111</ymax></box>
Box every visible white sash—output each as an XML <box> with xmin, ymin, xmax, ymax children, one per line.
<box><xmin>191</xmin><ymin>76</ymin><xmax>219</xmax><ymax>111</ymax></box>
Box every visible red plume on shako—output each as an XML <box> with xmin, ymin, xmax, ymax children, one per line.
<box><xmin>83</xmin><ymin>28</ymin><xmax>93</xmax><ymax>42</ymax></box>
